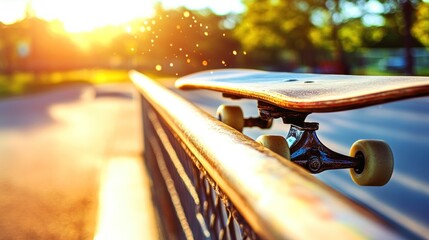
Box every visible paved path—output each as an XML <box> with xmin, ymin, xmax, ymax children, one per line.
<box><xmin>0</xmin><ymin>83</ymin><xmax>158</xmax><ymax>239</ymax></box>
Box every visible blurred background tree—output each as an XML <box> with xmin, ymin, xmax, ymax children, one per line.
<box><xmin>0</xmin><ymin>17</ymin><xmax>85</xmax><ymax>77</ymax></box>
<box><xmin>108</xmin><ymin>6</ymin><xmax>242</xmax><ymax>75</ymax></box>
<box><xmin>234</xmin><ymin>0</ymin><xmax>426</xmax><ymax>74</ymax></box>
<box><xmin>234</xmin><ymin>0</ymin><xmax>319</xmax><ymax>70</ymax></box>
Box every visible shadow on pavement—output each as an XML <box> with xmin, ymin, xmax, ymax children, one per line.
<box><xmin>0</xmin><ymin>83</ymin><xmax>94</xmax><ymax>130</ymax></box>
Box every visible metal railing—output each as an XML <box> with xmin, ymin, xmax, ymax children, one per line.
<box><xmin>130</xmin><ymin>70</ymin><xmax>402</xmax><ymax>239</ymax></box>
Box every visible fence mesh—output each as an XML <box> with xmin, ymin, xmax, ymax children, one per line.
<box><xmin>141</xmin><ymin>97</ymin><xmax>259</xmax><ymax>240</ymax></box>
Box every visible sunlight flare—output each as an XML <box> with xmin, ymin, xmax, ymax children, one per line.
<box><xmin>31</xmin><ymin>0</ymin><xmax>155</xmax><ymax>32</ymax></box>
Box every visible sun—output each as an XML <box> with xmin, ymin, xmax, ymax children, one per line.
<box><xmin>31</xmin><ymin>0</ymin><xmax>156</xmax><ymax>33</ymax></box>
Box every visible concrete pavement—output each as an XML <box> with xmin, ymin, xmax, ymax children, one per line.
<box><xmin>0</xmin><ymin>83</ymin><xmax>158</xmax><ymax>239</ymax></box>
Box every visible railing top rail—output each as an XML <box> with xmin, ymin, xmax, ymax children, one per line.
<box><xmin>130</xmin><ymin>70</ymin><xmax>401</xmax><ymax>239</ymax></box>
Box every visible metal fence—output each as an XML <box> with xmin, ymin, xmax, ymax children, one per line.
<box><xmin>130</xmin><ymin>70</ymin><xmax>403</xmax><ymax>240</ymax></box>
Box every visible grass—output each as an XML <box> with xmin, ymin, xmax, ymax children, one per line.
<box><xmin>352</xmin><ymin>66</ymin><xmax>398</xmax><ymax>76</ymax></box>
<box><xmin>0</xmin><ymin>69</ymin><xmax>130</xmax><ymax>98</ymax></box>
<box><xmin>416</xmin><ymin>67</ymin><xmax>429</xmax><ymax>76</ymax></box>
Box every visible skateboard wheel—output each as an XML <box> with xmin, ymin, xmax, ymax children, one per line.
<box><xmin>256</xmin><ymin>135</ymin><xmax>291</xmax><ymax>160</ymax></box>
<box><xmin>349</xmin><ymin>140</ymin><xmax>394</xmax><ymax>186</ymax></box>
<box><xmin>217</xmin><ymin>105</ymin><xmax>244</xmax><ymax>132</ymax></box>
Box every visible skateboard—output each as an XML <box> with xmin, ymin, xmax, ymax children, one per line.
<box><xmin>176</xmin><ymin>69</ymin><xmax>429</xmax><ymax>186</ymax></box>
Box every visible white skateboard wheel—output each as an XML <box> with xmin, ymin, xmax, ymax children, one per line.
<box><xmin>216</xmin><ymin>105</ymin><xmax>244</xmax><ymax>132</ymax></box>
<box><xmin>256</xmin><ymin>135</ymin><xmax>291</xmax><ymax>160</ymax></box>
<box><xmin>349</xmin><ymin>140</ymin><xmax>394</xmax><ymax>186</ymax></box>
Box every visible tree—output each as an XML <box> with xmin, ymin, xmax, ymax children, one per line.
<box><xmin>109</xmin><ymin>6</ymin><xmax>242</xmax><ymax>75</ymax></box>
<box><xmin>401</xmin><ymin>0</ymin><xmax>416</xmax><ymax>75</ymax></box>
<box><xmin>234</xmin><ymin>0</ymin><xmax>382</xmax><ymax>73</ymax></box>
<box><xmin>234</xmin><ymin>0</ymin><xmax>321</xmax><ymax>70</ymax></box>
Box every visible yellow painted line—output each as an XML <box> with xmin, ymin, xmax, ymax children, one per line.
<box><xmin>94</xmin><ymin>156</ymin><xmax>159</xmax><ymax>240</ymax></box>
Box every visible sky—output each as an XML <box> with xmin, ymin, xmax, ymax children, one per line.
<box><xmin>0</xmin><ymin>0</ymin><xmax>244</xmax><ymax>32</ymax></box>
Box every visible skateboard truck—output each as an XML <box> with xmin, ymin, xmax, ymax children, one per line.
<box><xmin>286</xmin><ymin>123</ymin><xmax>363</xmax><ymax>174</ymax></box>
<box><xmin>258</xmin><ymin>101</ymin><xmax>363</xmax><ymax>174</ymax></box>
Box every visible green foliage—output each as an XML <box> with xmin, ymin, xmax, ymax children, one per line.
<box><xmin>234</xmin><ymin>0</ymin><xmax>318</xmax><ymax>67</ymax></box>
<box><xmin>413</xmin><ymin>2</ymin><xmax>429</xmax><ymax>47</ymax></box>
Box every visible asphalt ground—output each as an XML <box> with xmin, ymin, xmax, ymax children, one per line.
<box><xmin>0</xmin><ymin>83</ymin><xmax>159</xmax><ymax>239</ymax></box>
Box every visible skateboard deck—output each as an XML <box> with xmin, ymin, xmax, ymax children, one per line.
<box><xmin>176</xmin><ymin>69</ymin><xmax>429</xmax><ymax>112</ymax></box>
